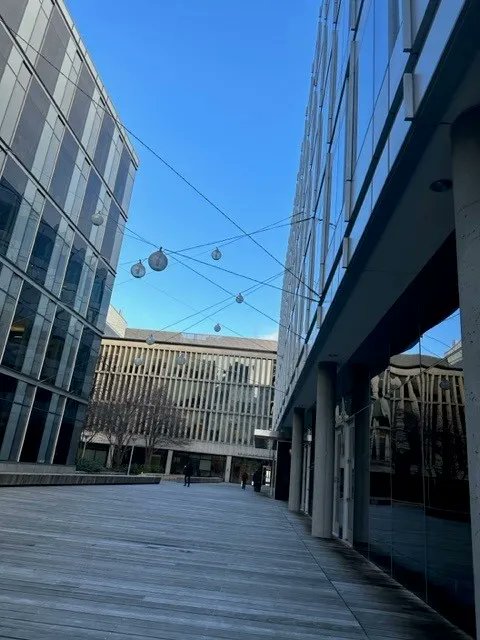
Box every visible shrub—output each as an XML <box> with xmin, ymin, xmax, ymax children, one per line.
<box><xmin>76</xmin><ymin>458</ymin><xmax>105</xmax><ymax>474</ymax></box>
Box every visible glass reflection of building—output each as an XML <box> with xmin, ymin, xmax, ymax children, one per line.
<box><xmin>0</xmin><ymin>2</ymin><xmax>138</xmax><ymax>465</ymax></box>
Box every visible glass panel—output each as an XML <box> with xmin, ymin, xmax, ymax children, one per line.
<box><xmin>0</xmin><ymin>23</ymin><xmax>12</xmax><ymax>82</ymax></box>
<box><xmin>49</xmin><ymin>129</ymin><xmax>78</xmax><ymax>208</ymax></box>
<box><xmin>69</xmin><ymin>328</ymin><xmax>100</xmax><ymax>397</ymax></box>
<box><xmin>27</xmin><ymin>202</ymin><xmax>61</xmax><ymax>286</ymax></box>
<box><xmin>35</xmin><ymin>6</ymin><xmax>69</xmax><ymax>94</ymax></box>
<box><xmin>53</xmin><ymin>398</ymin><xmax>79</xmax><ymax>464</ymax></box>
<box><xmin>11</xmin><ymin>78</ymin><xmax>50</xmax><ymax>169</ymax></box>
<box><xmin>101</xmin><ymin>199</ymin><xmax>124</xmax><ymax>266</ymax></box>
<box><xmin>93</xmin><ymin>112</ymin><xmax>114</xmax><ymax>175</ymax></box>
<box><xmin>77</xmin><ymin>167</ymin><xmax>100</xmax><ymax>238</ymax></box>
<box><xmin>0</xmin><ymin>165</ymin><xmax>26</xmax><ymax>256</ymax></box>
<box><xmin>1</xmin><ymin>0</ymin><xmax>28</xmax><ymax>30</ymax></box>
<box><xmin>0</xmin><ymin>373</ymin><xmax>17</xmax><ymax>451</ymax></box>
<box><xmin>86</xmin><ymin>261</ymin><xmax>108</xmax><ymax>325</ymax></box>
<box><xmin>68</xmin><ymin>64</ymin><xmax>94</xmax><ymax>140</ymax></box>
<box><xmin>2</xmin><ymin>282</ymin><xmax>41</xmax><ymax>372</ymax></box>
<box><xmin>356</xmin><ymin>1</ymin><xmax>374</xmax><ymax>158</ymax></box>
<box><xmin>19</xmin><ymin>388</ymin><xmax>52</xmax><ymax>463</ymax></box>
<box><xmin>61</xmin><ymin>234</ymin><xmax>86</xmax><ymax>306</ymax></box>
<box><xmin>113</xmin><ymin>146</ymin><xmax>130</xmax><ymax>205</ymax></box>
<box><xmin>40</xmin><ymin>307</ymin><xmax>70</xmax><ymax>381</ymax></box>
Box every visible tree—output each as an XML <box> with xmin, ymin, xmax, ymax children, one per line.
<box><xmin>142</xmin><ymin>384</ymin><xmax>186</xmax><ymax>469</ymax></box>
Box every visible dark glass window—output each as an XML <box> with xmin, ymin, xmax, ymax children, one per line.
<box><xmin>61</xmin><ymin>234</ymin><xmax>86</xmax><ymax>306</ymax></box>
<box><xmin>68</xmin><ymin>64</ymin><xmax>94</xmax><ymax>140</ymax></box>
<box><xmin>77</xmin><ymin>167</ymin><xmax>101</xmax><ymax>238</ymax></box>
<box><xmin>94</xmin><ymin>112</ymin><xmax>114</xmax><ymax>175</ymax></box>
<box><xmin>27</xmin><ymin>202</ymin><xmax>61</xmax><ymax>286</ymax></box>
<box><xmin>35</xmin><ymin>6</ymin><xmax>69</xmax><ymax>93</ymax></box>
<box><xmin>11</xmin><ymin>78</ymin><xmax>49</xmax><ymax>169</ymax></box>
<box><xmin>2</xmin><ymin>282</ymin><xmax>41</xmax><ymax>372</ymax></box>
<box><xmin>53</xmin><ymin>398</ymin><xmax>79</xmax><ymax>465</ymax></box>
<box><xmin>101</xmin><ymin>200</ymin><xmax>122</xmax><ymax>265</ymax></box>
<box><xmin>49</xmin><ymin>129</ymin><xmax>78</xmax><ymax>207</ymax></box>
<box><xmin>1</xmin><ymin>0</ymin><xmax>28</xmax><ymax>31</ymax></box>
<box><xmin>113</xmin><ymin>146</ymin><xmax>130</xmax><ymax>204</ymax></box>
<box><xmin>20</xmin><ymin>388</ymin><xmax>52</xmax><ymax>463</ymax></box>
<box><xmin>40</xmin><ymin>307</ymin><xmax>70</xmax><ymax>381</ymax></box>
<box><xmin>70</xmin><ymin>328</ymin><xmax>100</xmax><ymax>397</ymax></box>
<box><xmin>0</xmin><ymin>24</ymin><xmax>12</xmax><ymax>82</ymax></box>
<box><xmin>86</xmin><ymin>262</ymin><xmax>107</xmax><ymax>325</ymax></box>
<box><xmin>0</xmin><ymin>157</ymin><xmax>28</xmax><ymax>256</ymax></box>
<box><xmin>0</xmin><ymin>373</ymin><xmax>17</xmax><ymax>452</ymax></box>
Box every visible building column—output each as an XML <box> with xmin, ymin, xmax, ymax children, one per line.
<box><xmin>106</xmin><ymin>445</ymin><xmax>114</xmax><ymax>469</ymax></box>
<box><xmin>164</xmin><ymin>449</ymin><xmax>173</xmax><ymax>475</ymax></box>
<box><xmin>311</xmin><ymin>363</ymin><xmax>336</xmax><ymax>538</ymax></box>
<box><xmin>288</xmin><ymin>409</ymin><xmax>303</xmax><ymax>512</ymax></box>
<box><xmin>352</xmin><ymin>365</ymin><xmax>371</xmax><ymax>551</ymax></box>
<box><xmin>451</xmin><ymin>105</ymin><xmax>480</xmax><ymax>636</ymax></box>
<box><xmin>224</xmin><ymin>455</ymin><xmax>232</xmax><ymax>482</ymax></box>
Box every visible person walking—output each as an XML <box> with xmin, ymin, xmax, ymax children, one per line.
<box><xmin>183</xmin><ymin>460</ymin><xmax>193</xmax><ymax>487</ymax></box>
<box><xmin>241</xmin><ymin>470</ymin><xmax>248</xmax><ymax>490</ymax></box>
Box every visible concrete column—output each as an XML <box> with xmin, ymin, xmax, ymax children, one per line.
<box><xmin>224</xmin><ymin>455</ymin><xmax>232</xmax><ymax>482</ymax></box>
<box><xmin>451</xmin><ymin>105</ymin><xmax>480</xmax><ymax>636</ymax></box>
<box><xmin>106</xmin><ymin>445</ymin><xmax>114</xmax><ymax>469</ymax></box>
<box><xmin>164</xmin><ymin>449</ymin><xmax>173</xmax><ymax>475</ymax></box>
<box><xmin>288</xmin><ymin>409</ymin><xmax>303</xmax><ymax>512</ymax></box>
<box><xmin>352</xmin><ymin>365</ymin><xmax>371</xmax><ymax>550</ymax></box>
<box><xmin>311</xmin><ymin>363</ymin><xmax>336</xmax><ymax>538</ymax></box>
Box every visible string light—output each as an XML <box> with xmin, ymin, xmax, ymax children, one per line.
<box><xmin>214</xmin><ymin>323</ymin><xmax>221</xmax><ymax>333</ymax></box>
<box><xmin>235</xmin><ymin>293</ymin><xmax>244</xmax><ymax>304</ymax></box>
<box><xmin>91</xmin><ymin>211</ymin><xmax>105</xmax><ymax>226</ymax></box>
<box><xmin>131</xmin><ymin>260</ymin><xmax>146</xmax><ymax>278</ymax></box>
<box><xmin>148</xmin><ymin>248</ymin><xmax>168</xmax><ymax>272</ymax></box>
<box><xmin>145</xmin><ymin>333</ymin><xmax>156</xmax><ymax>346</ymax></box>
<box><xmin>211</xmin><ymin>247</ymin><xmax>222</xmax><ymax>261</ymax></box>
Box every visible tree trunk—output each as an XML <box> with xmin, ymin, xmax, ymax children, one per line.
<box><xmin>144</xmin><ymin>448</ymin><xmax>153</xmax><ymax>470</ymax></box>
<box><xmin>113</xmin><ymin>445</ymin><xmax>123</xmax><ymax>470</ymax></box>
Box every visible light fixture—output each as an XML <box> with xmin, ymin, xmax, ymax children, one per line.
<box><xmin>235</xmin><ymin>293</ymin><xmax>244</xmax><ymax>304</ymax></box>
<box><xmin>148</xmin><ymin>247</ymin><xmax>168</xmax><ymax>272</ymax></box>
<box><xmin>176</xmin><ymin>353</ymin><xmax>188</xmax><ymax>366</ymax></box>
<box><xmin>211</xmin><ymin>247</ymin><xmax>222</xmax><ymax>261</ymax></box>
<box><xmin>439</xmin><ymin>378</ymin><xmax>451</xmax><ymax>390</ymax></box>
<box><xmin>214</xmin><ymin>323</ymin><xmax>221</xmax><ymax>332</ymax></box>
<box><xmin>429</xmin><ymin>179</ymin><xmax>452</xmax><ymax>193</ymax></box>
<box><xmin>134</xmin><ymin>356</ymin><xmax>145</xmax><ymax>367</ymax></box>
<box><xmin>390</xmin><ymin>376</ymin><xmax>402</xmax><ymax>390</ymax></box>
<box><xmin>131</xmin><ymin>260</ymin><xmax>146</xmax><ymax>278</ymax></box>
<box><xmin>145</xmin><ymin>333</ymin><xmax>156</xmax><ymax>346</ymax></box>
<box><xmin>91</xmin><ymin>211</ymin><xmax>105</xmax><ymax>226</ymax></box>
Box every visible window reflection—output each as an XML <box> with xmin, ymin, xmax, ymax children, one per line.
<box><xmin>2</xmin><ymin>282</ymin><xmax>41</xmax><ymax>372</ymax></box>
<box><xmin>27</xmin><ymin>202</ymin><xmax>61</xmax><ymax>286</ymax></box>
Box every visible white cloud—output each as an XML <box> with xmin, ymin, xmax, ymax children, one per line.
<box><xmin>258</xmin><ymin>330</ymin><xmax>279</xmax><ymax>341</ymax></box>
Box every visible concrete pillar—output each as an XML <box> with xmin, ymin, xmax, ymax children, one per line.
<box><xmin>352</xmin><ymin>365</ymin><xmax>371</xmax><ymax>550</ymax></box>
<box><xmin>288</xmin><ymin>409</ymin><xmax>303</xmax><ymax>512</ymax></box>
<box><xmin>106</xmin><ymin>444</ymin><xmax>114</xmax><ymax>469</ymax></box>
<box><xmin>451</xmin><ymin>105</ymin><xmax>480</xmax><ymax>636</ymax></box>
<box><xmin>311</xmin><ymin>363</ymin><xmax>336</xmax><ymax>538</ymax></box>
<box><xmin>164</xmin><ymin>449</ymin><xmax>173</xmax><ymax>475</ymax></box>
<box><xmin>224</xmin><ymin>455</ymin><xmax>232</xmax><ymax>482</ymax></box>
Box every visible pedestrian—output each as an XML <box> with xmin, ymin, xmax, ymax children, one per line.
<box><xmin>241</xmin><ymin>470</ymin><xmax>248</xmax><ymax>490</ymax></box>
<box><xmin>183</xmin><ymin>460</ymin><xmax>193</xmax><ymax>487</ymax></box>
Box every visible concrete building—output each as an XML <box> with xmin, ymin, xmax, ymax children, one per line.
<box><xmin>104</xmin><ymin>305</ymin><xmax>127</xmax><ymax>339</ymax></box>
<box><xmin>0</xmin><ymin>2</ymin><xmax>138</xmax><ymax>466</ymax></box>
<box><xmin>274</xmin><ymin>0</ymin><xmax>480</xmax><ymax>636</ymax></box>
<box><xmin>84</xmin><ymin>326</ymin><xmax>276</xmax><ymax>482</ymax></box>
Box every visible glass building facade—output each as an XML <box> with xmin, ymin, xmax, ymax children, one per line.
<box><xmin>0</xmin><ymin>1</ymin><xmax>138</xmax><ymax>465</ymax></box>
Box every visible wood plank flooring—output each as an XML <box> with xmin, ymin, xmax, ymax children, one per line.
<box><xmin>0</xmin><ymin>483</ymin><xmax>470</xmax><ymax>639</ymax></box>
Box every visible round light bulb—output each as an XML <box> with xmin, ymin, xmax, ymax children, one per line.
<box><xmin>131</xmin><ymin>260</ymin><xmax>146</xmax><ymax>279</ymax></box>
<box><xmin>145</xmin><ymin>333</ymin><xmax>156</xmax><ymax>346</ymax></box>
<box><xmin>91</xmin><ymin>211</ymin><xmax>105</xmax><ymax>226</ymax></box>
<box><xmin>134</xmin><ymin>356</ymin><xmax>145</xmax><ymax>367</ymax></box>
<box><xmin>439</xmin><ymin>378</ymin><xmax>451</xmax><ymax>391</ymax></box>
<box><xmin>235</xmin><ymin>293</ymin><xmax>244</xmax><ymax>304</ymax></box>
<box><xmin>148</xmin><ymin>248</ymin><xmax>168</xmax><ymax>272</ymax></box>
<box><xmin>211</xmin><ymin>247</ymin><xmax>222</xmax><ymax>261</ymax></box>
<box><xmin>176</xmin><ymin>353</ymin><xmax>188</xmax><ymax>366</ymax></box>
<box><xmin>214</xmin><ymin>323</ymin><xmax>221</xmax><ymax>333</ymax></box>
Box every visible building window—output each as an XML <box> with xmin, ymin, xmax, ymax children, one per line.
<box><xmin>35</xmin><ymin>6</ymin><xmax>69</xmax><ymax>94</ymax></box>
<box><xmin>0</xmin><ymin>372</ymin><xmax>17</xmax><ymax>452</ymax></box>
<box><xmin>68</xmin><ymin>64</ymin><xmax>95</xmax><ymax>140</ymax></box>
<box><xmin>93</xmin><ymin>112</ymin><xmax>114</xmax><ymax>175</ymax></box>
<box><xmin>101</xmin><ymin>200</ymin><xmax>124</xmax><ymax>266</ymax></box>
<box><xmin>41</xmin><ymin>307</ymin><xmax>71</xmax><ymax>381</ymax></box>
<box><xmin>53</xmin><ymin>398</ymin><xmax>79</xmax><ymax>465</ymax></box>
<box><xmin>19</xmin><ymin>388</ymin><xmax>52</xmax><ymax>463</ymax></box>
<box><xmin>0</xmin><ymin>23</ymin><xmax>13</xmax><ymax>83</ymax></box>
<box><xmin>11</xmin><ymin>78</ymin><xmax>49</xmax><ymax>169</ymax></box>
<box><xmin>114</xmin><ymin>146</ymin><xmax>130</xmax><ymax>205</ymax></box>
<box><xmin>27</xmin><ymin>202</ymin><xmax>61</xmax><ymax>286</ymax></box>
<box><xmin>77</xmin><ymin>167</ymin><xmax>101</xmax><ymax>238</ymax></box>
<box><xmin>49</xmin><ymin>129</ymin><xmax>78</xmax><ymax>208</ymax></box>
<box><xmin>70</xmin><ymin>328</ymin><xmax>100</xmax><ymax>397</ymax></box>
<box><xmin>1</xmin><ymin>0</ymin><xmax>28</xmax><ymax>31</ymax></box>
<box><xmin>61</xmin><ymin>234</ymin><xmax>86</xmax><ymax>306</ymax></box>
<box><xmin>87</xmin><ymin>262</ymin><xmax>111</xmax><ymax>325</ymax></box>
<box><xmin>2</xmin><ymin>282</ymin><xmax>41</xmax><ymax>372</ymax></box>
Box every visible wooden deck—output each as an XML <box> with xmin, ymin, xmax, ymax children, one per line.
<box><xmin>0</xmin><ymin>482</ymin><xmax>470</xmax><ymax>639</ymax></box>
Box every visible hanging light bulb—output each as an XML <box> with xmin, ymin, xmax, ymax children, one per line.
<box><xmin>131</xmin><ymin>260</ymin><xmax>146</xmax><ymax>278</ymax></box>
<box><xmin>134</xmin><ymin>355</ymin><xmax>145</xmax><ymax>367</ymax></box>
<box><xmin>91</xmin><ymin>211</ymin><xmax>105</xmax><ymax>226</ymax></box>
<box><xmin>389</xmin><ymin>376</ymin><xmax>402</xmax><ymax>390</ymax></box>
<box><xmin>235</xmin><ymin>293</ymin><xmax>244</xmax><ymax>304</ymax></box>
<box><xmin>148</xmin><ymin>247</ymin><xmax>168</xmax><ymax>272</ymax></box>
<box><xmin>439</xmin><ymin>378</ymin><xmax>451</xmax><ymax>391</ymax></box>
<box><xmin>145</xmin><ymin>333</ymin><xmax>156</xmax><ymax>346</ymax></box>
<box><xmin>211</xmin><ymin>247</ymin><xmax>222</xmax><ymax>261</ymax></box>
<box><xmin>176</xmin><ymin>353</ymin><xmax>188</xmax><ymax>366</ymax></box>
<box><xmin>214</xmin><ymin>323</ymin><xmax>221</xmax><ymax>333</ymax></box>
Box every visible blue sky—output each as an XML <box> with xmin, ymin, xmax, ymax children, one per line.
<box><xmin>66</xmin><ymin>0</ymin><xmax>320</xmax><ymax>339</ymax></box>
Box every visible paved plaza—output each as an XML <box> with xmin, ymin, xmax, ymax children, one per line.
<box><xmin>0</xmin><ymin>483</ymin><xmax>470</xmax><ymax>639</ymax></box>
